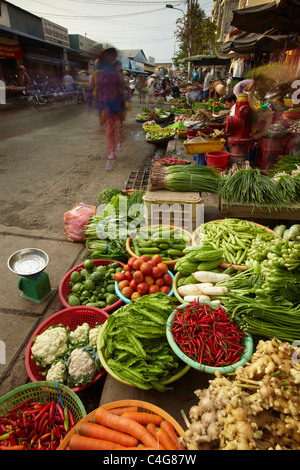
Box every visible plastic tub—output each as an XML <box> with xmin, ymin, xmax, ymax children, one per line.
<box><xmin>205</xmin><ymin>151</ymin><xmax>230</xmax><ymax>171</ymax></box>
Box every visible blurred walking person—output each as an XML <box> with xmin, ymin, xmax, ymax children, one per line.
<box><xmin>135</xmin><ymin>75</ymin><xmax>147</xmax><ymax>104</ymax></box>
<box><xmin>92</xmin><ymin>47</ymin><xmax>129</xmax><ymax>170</ymax></box>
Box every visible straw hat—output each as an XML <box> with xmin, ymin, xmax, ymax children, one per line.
<box><xmin>216</xmin><ymin>84</ymin><xmax>226</xmax><ymax>96</ymax></box>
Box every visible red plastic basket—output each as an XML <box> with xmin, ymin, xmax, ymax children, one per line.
<box><xmin>58</xmin><ymin>258</ymin><xmax>125</xmax><ymax>312</ymax></box>
<box><xmin>25</xmin><ymin>306</ymin><xmax>109</xmax><ymax>393</ymax></box>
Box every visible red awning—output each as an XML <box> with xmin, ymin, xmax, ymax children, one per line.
<box><xmin>0</xmin><ymin>43</ymin><xmax>23</xmax><ymax>59</ymax></box>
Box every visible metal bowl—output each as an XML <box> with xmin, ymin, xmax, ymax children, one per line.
<box><xmin>7</xmin><ymin>248</ymin><xmax>49</xmax><ymax>276</ymax></box>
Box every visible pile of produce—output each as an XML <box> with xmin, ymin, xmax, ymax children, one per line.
<box><xmin>273</xmin><ymin>223</ymin><xmax>300</xmax><ymax>242</ymax></box>
<box><xmin>170</xmin><ymin>301</ymin><xmax>247</xmax><ymax>368</ymax></box>
<box><xmin>179</xmin><ymin>338</ymin><xmax>300</xmax><ymax>450</ymax></box>
<box><xmin>130</xmin><ymin>225</ymin><xmax>191</xmax><ymax>262</ymax></box>
<box><xmin>97</xmin><ymin>293</ymin><xmax>186</xmax><ymax>391</ymax></box>
<box><xmin>148</xmin><ymin>164</ymin><xmax>220</xmax><ymax>193</ymax></box>
<box><xmin>146</xmin><ymin>127</ymin><xmax>175</xmax><ymax>142</ymax></box>
<box><xmin>115</xmin><ymin>255</ymin><xmax>173</xmax><ymax>300</ymax></box>
<box><xmin>67</xmin><ymin>259</ymin><xmax>120</xmax><ymax>308</ymax></box>
<box><xmin>153</xmin><ymin>156</ymin><xmax>191</xmax><ymax>166</ymax></box>
<box><xmin>31</xmin><ymin>321</ymin><xmax>102</xmax><ymax>388</ymax></box>
<box><xmin>0</xmin><ymin>398</ymin><xmax>76</xmax><ymax>450</ymax></box>
<box><xmin>66</xmin><ymin>405</ymin><xmax>183</xmax><ymax>450</ymax></box>
<box><xmin>218</xmin><ymin>166</ymin><xmax>300</xmax><ymax>210</ymax></box>
<box><xmin>136</xmin><ymin>107</ymin><xmax>169</xmax><ymax>121</ymax></box>
<box><xmin>194</xmin><ymin>218</ymin><xmax>278</xmax><ymax>266</ymax></box>
<box><xmin>269</xmin><ymin>155</ymin><xmax>300</xmax><ymax>176</ymax></box>
<box><xmin>84</xmin><ymin>189</ymin><xmax>145</xmax><ymax>259</ymax></box>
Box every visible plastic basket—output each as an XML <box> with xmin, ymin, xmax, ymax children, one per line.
<box><xmin>126</xmin><ymin>224</ymin><xmax>193</xmax><ymax>266</ymax></box>
<box><xmin>166</xmin><ymin>303</ymin><xmax>253</xmax><ymax>375</ymax></box>
<box><xmin>25</xmin><ymin>306</ymin><xmax>109</xmax><ymax>393</ymax></box>
<box><xmin>0</xmin><ymin>381</ymin><xmax>86</xmax><ymax>423</ymax></box>
<box><xmin>115</xmin><ymin>269</ymin><xmax>174</xmax><ymax>304</ymax></box>
<box><xmin>58</xmin><ymin>258</ymin><xmax>125</xmax><ymax>311</ymax></box>
<box><xmin>97</xmin><ymin>319</ymin><xmax>190</xmax><ymax>389</ymax></box>
<box><xmin>57</xmin><ymin>399</ymin><xmax>185</xmax><ymax>450</ymax></box>
<box><xmin>184</xmin><ymin>139</ymin><xmax>225</xmax><ymax>155</ymax></box>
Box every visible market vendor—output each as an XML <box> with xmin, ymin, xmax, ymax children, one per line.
<box><xmin>224</xmin><ymin>92</ymin><xmax>237</xmax><ymax>115</ymax></box>
<box><xmin>202</xmin><ymin>68</ymin><xmax>213</xmax><ymax>102</ymax></box>
<box><xmin>209</xmin><ymin>81</ymin><xmax>226</xmax><ymax>100</ymax></box>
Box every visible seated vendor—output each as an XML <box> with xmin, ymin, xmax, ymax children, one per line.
<box><xmin>224</xmin><ymin>92</ymin><xmax>237</xmax><ymax>115</ymax></box>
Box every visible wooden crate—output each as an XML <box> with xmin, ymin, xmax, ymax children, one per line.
<box><xmin>220</xmin><ymin>199</ymin><xmax>300</xmax><ymax>222</ymax></box>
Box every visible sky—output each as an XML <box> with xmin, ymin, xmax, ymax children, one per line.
<box><xmin>6</xmin><ymin>0</ymin><xmax>214</xmax><ymax>63</ymax></box>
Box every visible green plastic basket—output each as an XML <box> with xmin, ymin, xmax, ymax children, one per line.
<box><xmin>0</xmin><ymin>381</ymin><xmax>86</xmax><ymax>423</ymax></box>
<box><xmin>166</xmin><ymin>302</ymin><xmax>253</xmax><ymax>375</ymax></box>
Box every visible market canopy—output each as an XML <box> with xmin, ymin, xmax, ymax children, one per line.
<box><xmin>178</xmin><ymin>55</ymin><xmax>231</xmax><ymax>66</ymax></box>
<box><xmin>220</xmin><ymin>31</ymin><xmax>300</xmax><ymax>55</ymax></box>
<box><xmin>231</xmin><ymin>0</ymin><xmax>300</xmax><ymax>34</ymax></box>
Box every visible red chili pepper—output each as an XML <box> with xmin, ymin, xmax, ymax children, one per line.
<box><xmin>67</xmin><ymin>407</ymin><xmax>76</xmax><ymax>429</ymax></box>
<box><xmin>0</xmin><ymin>444</ymin><xmax>25</xmax><ymax>450</ymax></box>
<box><xmin>48</xmin><ymin>401</ymin><xmax>56</xmax><ymax>428</ymax></box>
<box><xmin>34</xmin><ymin>402</ymin><xmax>51</xmax><ymax>422</ymax></box>
<box><xmin>9</xmin><ymin>399</ymin><xmax>31</xmax><ymax>413</ymax></box>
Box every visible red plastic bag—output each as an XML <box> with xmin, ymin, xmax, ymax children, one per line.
<box><xmin>64</xmin><ymin>202</ymin><xmax>96</xmax><ymax>242</ymax></box>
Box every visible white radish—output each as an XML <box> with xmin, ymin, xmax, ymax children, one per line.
<box><xmin>183</xmin><ymin>295</ymin><xmax>211</xmax><ymax>302</ymax></box>
<box><xmin>177</xmin><ymin>283</ymin><xmax>214</xmax><ymax>297</ymax></box>
<box><xmin>200</xmin><ymin>286</ymin><xmax>228</xmax><ymax>296</ymax></box>
<box><xmin>193</xmin><ymin>271</ymin><xmax>231</xmax><ymax>283</ymax></box>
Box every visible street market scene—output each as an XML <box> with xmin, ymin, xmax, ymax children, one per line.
<box><xmin>1</xmin><ymin>0</ymin><xmax>300</xmax><ymax>454</ymax></box>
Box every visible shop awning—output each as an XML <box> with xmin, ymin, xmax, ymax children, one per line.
<box><xmin>178</xmin><ymin>54</ymin><xmax>231</xmax><ymax>65</ymax></box>
<box><xmin>220</xmin><ymin>31</ymin><xmax>300</xmax><ymax>55</ymax></box>
<box><xmin>231</xmin><ymin>0</ymin><xmax>300</xmax><ymax>34</ymax></box>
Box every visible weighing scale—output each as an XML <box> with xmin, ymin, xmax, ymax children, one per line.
<box><xmin>7</xmin><ymin>248</ymin><xmax>54</xmax><ymax>303</ymax></box>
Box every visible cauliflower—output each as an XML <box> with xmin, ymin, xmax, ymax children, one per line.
<box><xmin>67</xmin><ymin>346</ymin><xmax>100</xmax><ymax>387</ymax></box>
<box><xmin>89</xmin><ymin>324</ymin><xmax>102</xmax><ymax>347</ymax></box>
<box><xmin>46</xmin><ymin>359</ymin><xmax>67</xmax><ymax>383</ymax></box>
<box><xmin>69</xmin><ymin>322</ymin><xmax>90</xmax><ymax>345</ymax></box>
<box><xmin>31</xmin><ymin>326</ymin><xmax>68</xmax><ymax>366</ymax></box>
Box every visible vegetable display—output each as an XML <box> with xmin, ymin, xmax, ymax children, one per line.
<box><xmin>67</xmin><ymin>259</ymin><xmax>121</xmax><ymax>308</ymax></box>
<box><xmin>130</xmin><ymin>225</ymin><xmax>192</xmax><ymax>262</ymax></box>
<box><xmin>97</xmin><ymin>293</ymin><xmax>186</xmax><ymax>391</ymax></box>
<box><xmin>115</xmin><ymin>255</ymin><xmax>173</xmax><ymax>300</ymax></box>
<box><xmin>0</xmin><ymin>398</ymin><xmax>76</xmax><ymax>450</ymax></box>
<box><xmin>31</xmin><ymin>322</ymin><xmax>102</xmax><ymax>388</ymax></box>
<box><xmin>65</xmin><ymin>405</ymin><xmax>183</xmax><ymax>450</ymax></box>
<box><xmin>179</xmin><ymin>338</ymin><xmax>300</xmax><ymax>450</ymax></box>
<box><xmin>170</xmin><ymin>301</ymin><xmax>247</xmax><ymax>368</ymax></box>
<box><xmin>148</xmin><ymin>164</ymin><xmax>220</xmax><ymax>193</ymax></box>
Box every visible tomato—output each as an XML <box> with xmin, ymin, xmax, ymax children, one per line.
<box><xmin>151</xmin><ymin>254</ymin><xmax>163</xmax><ymax>265</ymax></box>
<box><xmin>118</xmin><ymin>280</ymin><xmax>129</xmax><ymax>291</ymax></box>
<box><xmin>133</xmin><ymin>271</ymin><xmax>144</xmax><ymax>284</ymax></box>
<box><xmin>155</xmin><ymin>278</ymin><xmax>164</xmax><ymax>288</ymax></box>
<box><xmin>129</xmin><ymin>279</ymin><xmax>138</xmax><ymax>290</ymax></box>
<box><xmin>144</xmin><ymin>275</ymin><xmax>155</xmax><ymax>286</ymax></box>
<box><xmin>123</xmin><ymin>264</ymin><xmax>131</xmax><ymax>272</ymax></box>
<box><xmin>140</xmin><ymin>255</ymin><xmax>150</xmax><ymax>262</ymax></box>
<box><xmin>162</xmin><ymin>273</ymin><xmax>173</xmax><ymax>286</ymax></box>
<box><xmin>160</xmin><ymin>285</ymin><xmax>171</xmax><ymax>295</ymax></box>
<box><xmin>131</xmin><ymin>291</ymin><xmax>141</xmax><ymax>300</ymax></box>
<box><xmin>124</xmin><ymin>270</ymin><xmax>133</xmax><ymax>282</ymax></box>
<box><xmin>140</xmin><ymin>262</ymin><xmax>152</xmax><ymax>275</ymax></box>
<box><xmin>148</xmin><ymin>259</ymin><xmax>157</xmax><ymax>268</ymax></box>
<box><xmin>157</xmin><ymin>262</ymin><xmax>168</xmax><ymax>275</ymax></box>
<box><xmin>127</xmin><ymin>257</ymin><xmax>136</xmax><ymax>269</ymax></box>
<box><xmin>114</xmin><ymin>272</ymin><xmax>126</xmax><ymax>282</ymax></box>
<box><xmin>137</xmin><ymin>282</ymin><xmax>149</xmax><ymax>295</ymax></box>
<box><xmin>122</xmin><ymin>286</ymin><xmax>134</xmax><ymax>298</ymax></box>
<box><xmin>151</xmin><ymin>266</ymin><xmax>164</xmax><ymax>279</ymax></box>
<box><xmin>132</xmin><ymin>258</ymin><xmax>144</xmax><ymax>271</ymax></box>
<box><xmin>149</xmin><ymin>285</ymin><xmax>160</xmax><ymax>294</ymax></box>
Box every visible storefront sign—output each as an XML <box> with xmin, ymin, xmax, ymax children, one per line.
<box><xmin>0</xmin><ymin>40</ymin><xmax>23</xmax><ymax>59</ymax></box>
<box><xmin>78</xmin><ymin>35</ymin><xmax>103</xmax><ymax>56</ymax></box>
<box><xmin>42</xmin><ymin>18</ymin><xmax>70</xmax><ymax>48</ymax></box>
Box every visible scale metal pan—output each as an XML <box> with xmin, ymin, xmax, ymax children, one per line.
<box><xmin>7</xmin><ymin>248</ymin><xmax>49</xmax><ymax>276</ymax></box>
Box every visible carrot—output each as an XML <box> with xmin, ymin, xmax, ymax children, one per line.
<box><xmin>146</xmin><ymin>422</ymin><xmax>158</xmax><ymax>438</ymax></box>
<box><xmin>68</xmin><ymin>433</ymin><xmax>124</xmax><ymax>451</ymax></box>
<box><xmin>160</xmin><ymin>420</ymin><xmax>184</xmax><ymax>450</ymax></box>
<box><xmin>155</xmin><ymin>427</ymin><xmax>178</xmax><ymax>451</ymax></box>
<box><xmin>78</xmin><ymin>422</ymin><xmax>138</xmax><ymax>448</ymax></box>
<box><xmin>121</xmin><ymin>411</ymin><xmax>163</xmax><ymax>427</ymax></box>
<box><xmin>110</xmin><ymin>406</ymin><xmax>138</xmax><ymax>415</ymax></box>
<box><xmin>94</xmin><ymin>407</ymin><xmax>161</xmax><ymax>449</ymax></box>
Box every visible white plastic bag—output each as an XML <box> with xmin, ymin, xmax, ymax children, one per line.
<box><xmin>64</xmin><ymin>202</ymin><xmax>96</xmax><ymax>242</ymax></box>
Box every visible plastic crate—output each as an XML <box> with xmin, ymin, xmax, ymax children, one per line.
<box><xmin>184</xmin><ymin>138</ymin><xmax>225</xmax><ymax>155</ymax></box>
<box><xmin>143</xmin><ymin>190</ymin><xmax>203</xmax><ymax>232</ymax></box>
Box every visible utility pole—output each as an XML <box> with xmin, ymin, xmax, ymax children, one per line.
<box><xmin>187</xmin><ymin>0</ymin><xmax>192</xmax><ymax>80</ymax></box>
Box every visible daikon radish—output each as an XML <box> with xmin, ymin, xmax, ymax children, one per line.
<box><xmin>193</xmin><ymin>271</ymin><xmax>231</xmax><ymax>283</ymax></box>
<box><xmin>200</xmin><ymin>286</ymin><xmax>228</xmax><ymax>296</ymax></box>
<box><xmin>183</xmin><ymin>295</ymin><xmax>211</xmax><ymax>302</ymax></box>
<box><xmin>177</xmin><ymin>283</ymin><xmax>213</xmax><ymax>297</ymax></box>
